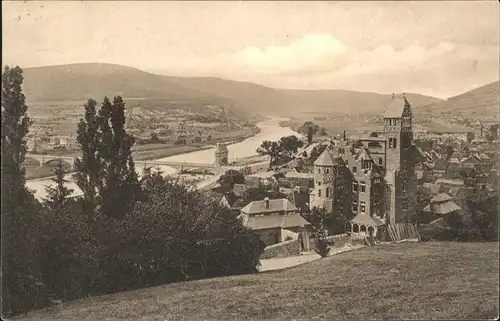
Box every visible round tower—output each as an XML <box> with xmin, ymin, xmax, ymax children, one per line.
<box><xmin>214</xmin><ymin>142</ymin><xmax>229</xmax><ymax>168</ymax></box>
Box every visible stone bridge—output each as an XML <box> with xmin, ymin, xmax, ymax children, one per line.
<box><xmin>25</xmin><ymin>154</ymin><xmax>77</xmax><ymax>170</ymax></box>
<box><xmin>24</xmin><ymin>154</ymin><xmax>240</xmax><ymax>175</ymax></box>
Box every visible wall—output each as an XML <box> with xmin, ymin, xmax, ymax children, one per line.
<box><xmin>254</xmin><ymin>228</ymin><xmax>281</xmax><ymax>247</ymax></box>
<box><xmin>260</xmin><ymin>239</ymin><xmax>301</xmax><ymax>259</ymax></box>
<box><xmin>310</xmin><ymin>233</ymin><xmax>366</xmax><ymax>251</ymax></box>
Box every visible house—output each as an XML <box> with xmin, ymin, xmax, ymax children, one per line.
<box><xmin>245</xmin><ymin>171</ymin><xmax>278</xmax><ymax>187</ymax></box>
<box><xmin>422</xmin><ymin>193</ymin><xmax>462</xmax><ymax>224</ymax></box>
<box><xmin>239</xmin><ymin>198</ymin><xmax>311</xmax><ymax>246</ymax></box>
<box><xmin>311</xmin><ymin>95</ymin><xmax>421</xmax><ymax>240</ymax></box>
<box><xmin>284</xmin><ymin>170</ymin><xmax>314</xmax><ymax>188</ymax></box>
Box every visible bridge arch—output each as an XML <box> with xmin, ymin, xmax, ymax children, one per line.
<box><xmin>43</xmin><ymin>158</ymin><xmax>74</xmax><ymax>170</ymax></box>
<box><xmin>23</xmin><ymin>156</ymin><xmax>43</xmax><ymax>167</ymax></box>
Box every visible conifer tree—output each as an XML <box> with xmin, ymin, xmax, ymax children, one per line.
<box><xmin>73</xmin><ymin>99</ymin><xmax>101</xmax><ymax>208</ymax></box>
<box><xmin>1</xmin><ymin>65</ymin><xmax>42</xmax><ymax>316</ymax></box>
<box><xmin>1</xmin><ymin>66</ymin><xmax>31</xmax><ymax>208</ymax></box>
<box><xmin>44</xmin><ymin>159</ymin><xmax>73</xmax><ymax>209</ymax></box>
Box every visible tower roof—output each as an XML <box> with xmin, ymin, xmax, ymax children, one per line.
<box><xmin>383</xmin><ymin>96</ymin><xmax>410</xmax><ymax>118</ymax></box>
<box><xmin>314</xmin><ymin>149</ymin><xmax>339</xmax><ymax>167</ymax></box>
<box><xmin>215</xmin><ymin>142</ymin><xmax>228</xmax><ymax>153</ymax></box>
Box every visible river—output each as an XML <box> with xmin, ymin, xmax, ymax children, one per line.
<box><xmin>26</xmin><ymin>117</ymin><xmax>299</xmax><ymax>200</ymax></box>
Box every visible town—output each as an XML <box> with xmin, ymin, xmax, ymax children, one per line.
<box><xmin>2</xmin><ymin>1</ymin><xmax>499</xmax><ymax>320</ymax></box>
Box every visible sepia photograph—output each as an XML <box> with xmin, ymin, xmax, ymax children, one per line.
<box><xmin>1</xmin><ymin>1</ymin><xmax>499</xmax><ymax>320</ymax></box>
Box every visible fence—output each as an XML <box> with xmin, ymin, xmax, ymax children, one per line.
<box><xmin>386</xmin><ymin>223</ymin><xmax>420</xmax><ymax>242</ymax></box>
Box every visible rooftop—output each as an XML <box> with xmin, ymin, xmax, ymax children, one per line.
<box><xmin>314</xmin><ymin>149</ymin><xmax>340</xmax><ymax>167</ymax></box>
<box><xmin>383</xmin><ymin>96</ymin><xmax>410</xmax><ymax>119</ymax></box>
<box><xmin>350</xmin><ymin>213</ymin><xmax>385</xmax><ymax>226</ymax></box>
<box><xmin>240</xmin><ymin>198</ymin><xmax>298</xmax><ymax>215</ymax></box>
<box><xmin>245</xmin><ymin>213</ymin><xmax>311</xmax><ymax>231</ymax></box>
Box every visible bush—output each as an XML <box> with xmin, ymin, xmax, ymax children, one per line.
<box><xmin>314</xmin><ymin>239</ymin><xmax>330</xmax><ymax>258</ymax></box>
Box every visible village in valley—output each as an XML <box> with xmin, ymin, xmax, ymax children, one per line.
<box><xmin>2</xmin><ymin>1</ymin><xmax>499</xmax><ymax>320</ymax></box>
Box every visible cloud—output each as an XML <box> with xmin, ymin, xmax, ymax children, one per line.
<box><xmin>151</xmin><ymin>33</ymin><xmax>497</xmax><ymax>93</ymax></box>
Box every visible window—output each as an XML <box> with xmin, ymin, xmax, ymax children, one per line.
<box><xmin>378</xmin><ymin>158</ymin><xmax>383</xmax><ymax>165</ymax></box>
<box><xmin>402</xmin><ymin>199</ymin><xmax>408</xmax><ymax>211</ymax></box>
<box><xmin>360</xmin><ymin>181</ymin><xmax>366</xmax><ymax>193</ymax></box>
<box><xmin>353</xmin><ymin>166</ymin><xmax>357</xmax><ymax>173</ymax></box>
<box><xmin>393</xmin><ymin>138</ymin><xmax>397</xmax><ymax>149</ymax></box>
<box><xmin>326</xmin><ymin>187</ymin><xmax>330</xmax><ymax>198</ymax></box>
<box><xmin>318</xmin><ymin>168</ymin><xmax>321</xmax><ymax>174</ymax></box>
<box><xmin>402</xmin><ymin>180</ymin><xmax>408</xmax><ymax>192</ymax></box>
<box><xmin>352</xmin><ymin>201</ymin><xmax>358</xmax><ymax>212</ymax></box>
<box><xmin>326</xmin><ymin>168</ymin><xmax>330</xmax><ymax>174</ymax></box>
<box><xmin>352</xmin><ymin>181</ymin><xmax>358</xmax><ymax>192</ymax></box>
<box><xmin>345</xmin><ymin>159</ymin><xmax>349</xmax><ymax>166</ymax></box>
<box><xmin>338</xmin><ymin>148</ymin><xmax>342</xmax><ymax>154</ymax></box>
<box><xmin>388</xmin><ymin>138</ymin><xmax>393</xmax><ymax>148</ymax></box>
<box><xmin>318</xmin><ymin>189</ymin><xmax>321</xmax><ymax>197</ymax></box>
<box><xmin>318</xmin><ymin>181</ymin><xmax>322</xmax><ymax>186</ymax></box>
<box><xmin>360</xmin><ymin>201</ymin><xmax>366</xmax><ymax>213</ymax></box>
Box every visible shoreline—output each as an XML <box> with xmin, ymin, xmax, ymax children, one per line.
<box><xmin>26</xmin><ymin>126</ymin><xmax>262</xmax><ymax>181</ymax></box>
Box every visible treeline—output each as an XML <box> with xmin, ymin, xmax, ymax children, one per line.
<box><xmin>1</xmin><ymin>66</ymin><xmax>265</xmax><ymax>317</ymax></box>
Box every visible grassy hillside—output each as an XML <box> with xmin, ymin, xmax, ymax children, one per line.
<box><xmin>22</xmin><ymin>63</ymin><xmax>226</xmax><ymax>104</ymax></box>
<box><xmin>17</xmin><ymin>242</ymin><xmax>498</xmax><ymax>320</ymax></box>
<box><xmin>418</xmin><ymin>80</ymin><xmax>500</xmax><ymax>122</ymax></box>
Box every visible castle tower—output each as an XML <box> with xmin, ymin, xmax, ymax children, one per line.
<box><xmin>383</xmin><ymin>94</ymin><xmax>416</xmax><ymax>224</ymax></box>
<box><xmin>214</xmin><ymin>142</ymin><xmax>229</xmax><ymax>168</ymax></box>
<box><xmin>309</xmin><ymin>149</ymin><xmax>338</xmax><ymax>211</ymax></box>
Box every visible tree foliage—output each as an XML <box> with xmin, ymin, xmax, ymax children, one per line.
<box><xmin>217</xmin><ymin>169</ymin><xmax>245</xmax><ymax>193</ymax></box>
<box><xmin>257</xmin><ymin>135</ymin><xmax>304</xmax><ymax>169</ymax></box>
<box><xmin>1</xmin><ymin>66</ymin><xmax>44</xmax><ymax>316</ymax></box>
<box><xmin>44</xmin><ymin>159</ymin><xmax>74</xmax><ymax>209</ymax></box>
<box><xmin>73</xmin><ymin>96</ymin><xmax>139</xmax><ymax>217</ymax></box>
<box><xmin>307</xmin><ymin>126</ymin><xmax>314</xmax><ymax>144</ymax></box>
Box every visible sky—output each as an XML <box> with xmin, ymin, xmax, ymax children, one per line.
<box><xmin>2</xmin><ymin>1</ymin><xmax>499</xmax><ymax>98</ymax></box>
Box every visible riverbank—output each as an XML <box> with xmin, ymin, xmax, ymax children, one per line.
<box><xmin>25</xmin><ymin>127</ymin><xmax>261</xmax><ymax>180</ymax></box>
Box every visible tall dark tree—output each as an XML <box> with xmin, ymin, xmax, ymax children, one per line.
<box><xmin>1</xmin><ymin>66</ymin><xmax>44</xmax><ymax>316</ymax></box>
<box><xmin>279</xmin><ymin>135</ymin><xmax>304</xmax><ymax>155</ymax></box>
<box><xmin>44</xmin><ymin>159</ymin><xmax>74</xmax><ymax>209</ymax></box>
<box><xmin>217</xmin><ymin>169</ymin><xmax>245</xmax><ymax>193</ymax></box>
<box><xmin>98</xmin><ymin>96</ymin><xmax>140</xmax><ymax>218</ymax></box>
<box><xmin>73</xmin><ymin>99</ymin><xmax>101</xmax><ymax>208</ymax></box>
<box><xmin>257</xmin><ymin>140</ymin><xmax>282</xmax><ymax>169</ymax></box>
<box><xmin>307</xmin><ymin>126</ymin><xmax>314</xmax><ymax>144</ymax></box>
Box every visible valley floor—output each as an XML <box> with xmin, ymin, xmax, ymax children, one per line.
<box><xmin>18</xmin><ymin>242</ymin><xmax>499</xmax><ymax>320</ymax></box>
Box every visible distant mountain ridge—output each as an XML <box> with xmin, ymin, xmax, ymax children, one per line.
<box><xmin>418</xmin><ymin>81</ymin><xmax>499</xmax><ymax>122</ymax></box>
<box><xmin>20</xmin><ymin>63</ymin><xmax>495</xmax><ymax>119</ymax></box>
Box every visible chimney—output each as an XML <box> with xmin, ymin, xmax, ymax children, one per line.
<box><xmin>264</xmin><ymin>197</ymin><xmax>270</xmax><ymax>209</ymax></box>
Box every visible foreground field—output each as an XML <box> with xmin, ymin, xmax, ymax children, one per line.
<box><xmin>18</xmin><ymin>242</ymin><xmax>498</xmax><ymax>320</ymax></box>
